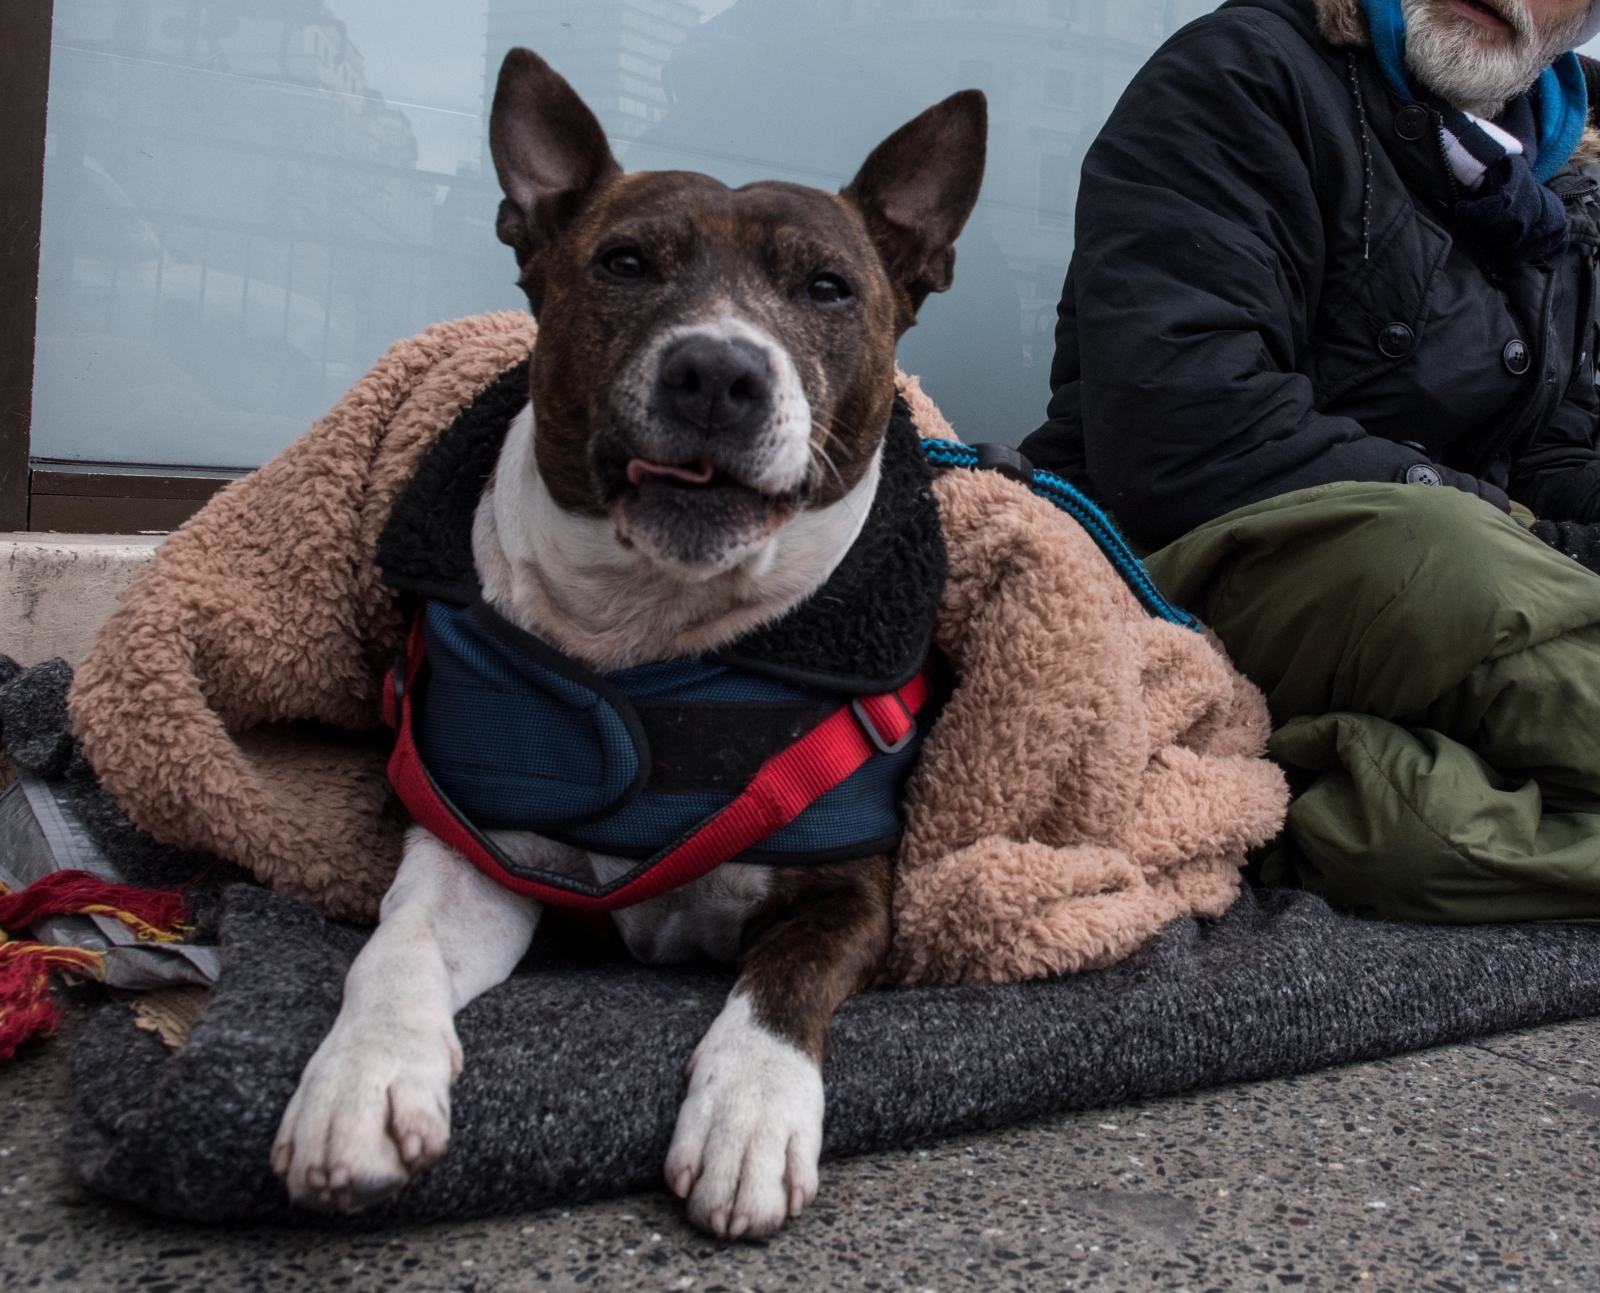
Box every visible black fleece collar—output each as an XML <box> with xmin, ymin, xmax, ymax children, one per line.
<box><xmin>375</xmin><ymin>363</ymin><xmax>946</xmax><ymax>694</ymax></box>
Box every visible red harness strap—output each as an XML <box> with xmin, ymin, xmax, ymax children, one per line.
<box><xmin>383</xmin><ymin>613</ymin><xmax>929</xmax><ymax>910</ymax></box>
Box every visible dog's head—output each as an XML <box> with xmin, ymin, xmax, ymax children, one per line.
<box><xmin>488</xmin><ymin>49</ymin><xmax>985</xmax><ymax>574</ymax></box>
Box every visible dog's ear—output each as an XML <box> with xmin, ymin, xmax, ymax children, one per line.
<box><xmin>489</xmin><ymin>48</ymin><xmax>621</xmax><ymax>314</ymax></box>
<box><xmin>842</xmin><ymin>90</ymin><xmax>987</xmax><ymax>329</ymax></box>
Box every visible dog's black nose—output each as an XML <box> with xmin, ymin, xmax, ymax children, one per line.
<box><xmin>656</xmin><ymin>336</ymin><xmax>773</xmax><ymax>436</ymax></box>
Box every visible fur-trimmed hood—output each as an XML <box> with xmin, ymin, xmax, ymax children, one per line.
<box><xmin>67</xmin><ymin>314</ymin><xmax>1288</xmax><ymax>986</ymax></box>
<box><xmin>1315</xmin><ymin>0</ymin><xmax>1370</xmax><ymax>46</ymax></box>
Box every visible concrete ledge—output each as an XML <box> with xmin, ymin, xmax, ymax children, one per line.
<box><xmin>0</xmin><ymin>533</ymin><xmax>164</xmax><ymax>667</ymax></box>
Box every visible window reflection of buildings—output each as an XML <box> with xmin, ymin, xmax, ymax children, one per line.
<box><xmin>37</xmin><ymin>0</ymin><xmax>482</xmax><ymax>464</ymax></box>
<box><xmin>483</xmin><ymin>0</ymin><xmax>703</xmax><ymax>153</ymax></box>
<box><xmin>36</xmin><ymin>0</ymin><xmax>1212</xmax><ymax>465</ymax></box>
<box><xmin>828</xmin><ymin>0</ymin><xmax>1210</xmax><ymax>399</ymax></box>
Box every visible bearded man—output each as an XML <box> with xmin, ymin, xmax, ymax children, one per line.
<box><xmin>1020</xmin><ymin>0</ymin><xmax>1600</xmax><ymax>921</ymax></box>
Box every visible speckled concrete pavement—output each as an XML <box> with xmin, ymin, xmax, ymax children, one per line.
<box><xmin>4</xmin><ymin>1001</ymin><xmax>1600</xmax><ymax>1293</ymax></box>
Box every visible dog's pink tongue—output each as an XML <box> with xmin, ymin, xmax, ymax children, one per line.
<box><xmin>626</xmin><ymin>457</ymin><xmax>715</xmax><ymax>486</ymax></box>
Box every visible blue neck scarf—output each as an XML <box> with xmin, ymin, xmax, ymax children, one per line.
<box><xmin>1362</xmin><ymin>0</ymin><xmax>1588</xmax><ymax>181</ymax></box>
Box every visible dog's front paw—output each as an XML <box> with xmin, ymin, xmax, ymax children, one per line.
<box><xmin>271</xmin><ymin>1018</ymin><xmax>461</xmax><ymax>1213</ymax></box>
<box><xmin>664</xmin><ymin>993</ymin><xmax>824</xmax><ymax>1238</ymax></box>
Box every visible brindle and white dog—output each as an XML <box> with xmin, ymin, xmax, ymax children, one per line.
<box><xmin>272</xmin><ymin>48</ymin><xmax>985</xmax><ymax>1239</ymax></box>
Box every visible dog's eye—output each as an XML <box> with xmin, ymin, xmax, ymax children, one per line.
<box><xmin>806</xmin><ymin>273</ymin><xmax>853</xmax><ymax>305</ymax></box>
<box><xmin>601</xmin><ymin>248</ymin><xmax>646</xmax><ymax>279</ymax></box>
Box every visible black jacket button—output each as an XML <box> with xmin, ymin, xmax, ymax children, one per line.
<box><xmin>1396</xmin><ymin>104</ymin><xmax>1430</xmax><ymax>141</ymax></box>
<box><xmin>1503</xmin><ymin>339</ymin><xmax>1531</xmax><ymax>375</ymax></box>
<box><xmin>1378</xmin><ymin>323</ymin><xmax>1414</xmax><ymax>358</ymax></box>
<box><xmin>1405</xmin><ymin>463</ymin><xmax>1443</xmax><ymax>486</ymax></box>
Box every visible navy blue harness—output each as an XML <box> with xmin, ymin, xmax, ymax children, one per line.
<box><xmin>413</xmin><ymin>598</ymin><xmax>927</xmax><ymax>866</ymax></box>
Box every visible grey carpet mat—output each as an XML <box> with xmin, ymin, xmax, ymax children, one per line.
<box><xmin>69</xmin><ymin>881</ymin><xmax>1600</xmax><ymax>1225</ymax></box>
<box><xmin>9</xmin><ymin>651</ymin><xmax>1600</xmax><ymax>1225</ymax></box>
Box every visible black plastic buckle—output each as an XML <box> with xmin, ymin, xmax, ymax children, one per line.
<box><xmin>852</xmin><ymin>692</ymin><xmax>917</xmax><ymax>756</ymax></box>
<box><xmin>392</xmin><ymin>652</ymin><xmax>407</xmax><ymax>708</ymax></box>
<box><xmin>972</xmin><ymin>442</ymin><xmax>1035</xmax><ymax>484</ymax></box>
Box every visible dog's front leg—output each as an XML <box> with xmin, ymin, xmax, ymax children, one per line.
<box><xmin>665</xmin><ymin>857</ymin><xmax>893</xmax><ymax>1239</ymax></box>
<box><xmin>272</xmin><ymin>825</ymin><xmax>540</xmax><ymax>1212</ymax></box>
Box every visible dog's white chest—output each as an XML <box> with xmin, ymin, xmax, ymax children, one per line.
<box><xmin>484</xmin><ymin>830</ymin><xmax>770</xmax><ymax>966</ymax></box>
<box><xmin>594</xmin><ymin>856</ymin><xmax>772</xmax><ymax>965</ymax></box>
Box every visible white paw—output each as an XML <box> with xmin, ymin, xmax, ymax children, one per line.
<box><xmin>271</xmin><ymin>1017</ymin><xmax>461</xmax><ymax>1213</ymax></box>
<box><xmin>664</xmin><ymin>991</ymin><xmax>824</xmax><ymax>1238</ymax></box>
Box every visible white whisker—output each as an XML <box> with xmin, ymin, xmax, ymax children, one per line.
<box><xmin>808</xmin><ymin>427</ymin><xmax>846</xmax><ymax>491</ymax></box>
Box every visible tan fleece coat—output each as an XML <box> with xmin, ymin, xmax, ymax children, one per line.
<box><xmin>68</xmin><ymin>314</ymin><xmax>1287</xmax><ymax>986</ymax></box>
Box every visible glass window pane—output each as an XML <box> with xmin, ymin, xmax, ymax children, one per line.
<box><xmin>31</xmin><ymin>0</ymin><xmax>1216</xmax><ymax>466</ymax></box>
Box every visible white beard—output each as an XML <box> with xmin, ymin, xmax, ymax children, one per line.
<box><xmin>1401</xmin><ymin>0</ymin><xmax>1588</xmax><ymax>119</ymax></box>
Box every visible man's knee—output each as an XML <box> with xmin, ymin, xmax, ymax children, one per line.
<box><xmin>1149</xmin><ymin>481</ymin><xmax>1507</xmax><ymax>611</ymax></box>
<box><xmin>1197</xmin><ymin>483</ymin><xmax>1535</xmax><ymax>626</ymax></box>
<box><xmin>1373</xmin><ymin>479</ymin><xmax>1524</xmax><ymax>548</ymax></box>
<box><xmin>1151</xmin><ymin>481</ymin><xmax>1600</xmax><ymax>722</ymax></box>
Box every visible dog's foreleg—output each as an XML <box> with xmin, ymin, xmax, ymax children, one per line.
<box><xmin>272</xmin><ymin>826</ymin><xmax>540</xmax><ymax>1212</ymax></box>
<box><xmin>665</xmin><ymin>857</ymin><xmax>893</xmax><ymax>1238</ymax></box>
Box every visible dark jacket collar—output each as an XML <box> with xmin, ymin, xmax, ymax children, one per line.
<box><xmin>376</xmin><ymin>363</ymin><xmax>946</xmax><ymax>694</ymax></box>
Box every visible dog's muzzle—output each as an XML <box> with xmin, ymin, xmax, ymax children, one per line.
<box><xmin>594</xmin><ymin>322</ymin><xmax>816</xmax><ymax>567</ymax></box>
<box><xmin>653</xmin><ymin>334</ymin><xmax>775</xmax><ymax>443</ymax></box>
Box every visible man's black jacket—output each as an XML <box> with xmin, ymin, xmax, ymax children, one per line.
<box><xmin>1019</xmin><ymin>0</ymin><xmax>1600</xmax><ymax>549</ymax></box>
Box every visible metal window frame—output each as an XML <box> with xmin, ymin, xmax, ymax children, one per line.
<box><xmin>0</xmin><ymin>0</ymin><xmax>54</xmax><ymax>532</ymax></box>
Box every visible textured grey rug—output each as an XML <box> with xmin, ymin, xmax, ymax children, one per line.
<box><xmin>69</xmin><ymin>881</ymin><xmax>1600</xmax><ymax>1225</ymax></box>
<box><xmin>12</xmin><ymin>648</ymin><xmax>1600</xmax><ymax>1225</ymax></box>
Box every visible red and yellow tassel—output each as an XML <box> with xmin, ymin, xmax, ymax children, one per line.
<box><xmin>0</xmin><ymin>870</ymin><xmax>191</xmax><ymax>1062</ymax></box>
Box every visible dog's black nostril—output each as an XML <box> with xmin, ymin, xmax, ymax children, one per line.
<box><xmin>656</xmin><ymin>335</ymin><xmax>774</xmax><ymax>434</ymax></box>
